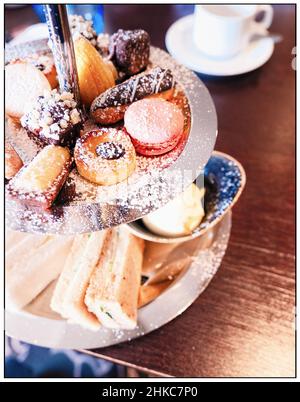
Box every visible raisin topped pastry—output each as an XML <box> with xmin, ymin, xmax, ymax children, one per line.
<box><xmin>26</xmin><ymin>53</ymin><xmax>53</xmax><ymax>73</ymax></box>
<box><xmin>15</xmin><ymin>53</ymin><xmax>58</xmax><ymax>89</ymax></box>
<box><xmin>90</xmin><ymin>67</ymin><xmax>175</xmax><ymax>124</ymax></box>
<box><xmin>20</xmin><ymin>89</ymin><xmax>81</xmax><ymax>147</ymax></box>
<box><xmin>108</xmin><ymin>29</ymin><xmax>150</xmax><ymax>76</ymax></box>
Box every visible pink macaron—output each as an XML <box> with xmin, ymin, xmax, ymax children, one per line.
<box><xmin>124</xmin><ymin>98</ymin><xmax>184</xmax><ymax>156</ymax></box>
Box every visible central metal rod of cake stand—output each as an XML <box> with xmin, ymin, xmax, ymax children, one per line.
<box><xmin>44</xmin><ymin>4</ymin><xmax>82</xmax><ymax>113</ymax></box>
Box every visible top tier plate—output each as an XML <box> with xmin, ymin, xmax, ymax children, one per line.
<box><xmin>5</xmin><ymin>39</ymin><xmax>217</xmax><ymax>235</ymax></box>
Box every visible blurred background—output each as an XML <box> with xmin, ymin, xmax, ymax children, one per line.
<box><xmin>5</xmin><ymin>4</ymin><xmax>193</xmax><ymax>45</ymax></box>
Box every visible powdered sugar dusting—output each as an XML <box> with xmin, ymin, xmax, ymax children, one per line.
<box><xmin>75</xmin><ymin>127</ymin><xmax>134</xmax><ymax>180</ymax></box>
<box><xmin>20</xmin><ymin>89</ymin><xmax>81</xmax><ymax>145</ymax></box>
<box><xmin>6</xmin><ymin>45</ymin><xmax>217</xmax><ymax>234</ymax></box>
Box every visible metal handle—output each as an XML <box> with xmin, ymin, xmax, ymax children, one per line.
<box><xmin>44</xmin><ymin>4</ymin><xmax>81</xmax><ymax>108</ymax></box>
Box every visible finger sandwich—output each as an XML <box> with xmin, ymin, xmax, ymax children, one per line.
<box><xmin>51</xmin><ymin>230</ymin><xmax>110</xmax><ymax>330</ymax></box>
<box><xmin>6</xmin><ymin>232</ymin><xmax>74</xmax><ymax>310</ymax></box>
<box><xmin>85</xmin><ymin>228</ymin><xmax>144</xmax><ymax>330</ymax></box>
<box><xmin>51</xmin><ymin>227</ymin><xmax>144</xmax><ymax>331</ymax></box>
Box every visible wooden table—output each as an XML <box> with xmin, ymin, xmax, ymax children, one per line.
<box><xmin>5</xmin><ymin>4</ymin><xmax>295</xmax><ymax>377</ymax></box>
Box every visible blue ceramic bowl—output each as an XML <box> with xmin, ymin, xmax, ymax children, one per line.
<box><xmin>126</xmin><ymin>151</ymin><xmax>246</xmax><ymax>243</ymax></box>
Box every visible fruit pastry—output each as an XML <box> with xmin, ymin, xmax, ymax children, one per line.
<box><xmin>10</xmin><ymin>53</ymin><xmax>58</xmax><ymax>89</ymax></box>
<box><xmin>90</xmin><ymin>67</ymin><xmax>175</xmax><ymax>125</ymax></box>
<box><xmin>73</xmin><ymin>36</ymin><xmax>116</xmax><ymax>106</ymax></box>
<box><xmin>74</xmin><ymin>128</ymin><xmax>136</xmax><ymax>185</ymax></box>
<box><xmin>5</xmin><ymin>62</ymin><xmax>51</xmax><ymax>120</ymax></box>
<box><xmin>7</xmin><ymin>145</ymin><xmax>72</xmax><ymax>210</ymax></box>
<box><xmin>124</xmin><ymin>98</ymin><xmax>184</xmax><ymax>156</ymax></box>
<box><xmin>20</xmin><ymin>89</ymin><xmax>81</xmax><ymax>147</ymax></box>
<box><xmin>108</xmin><ymin>29</ymin><xmax>150</xmax><ymax>76</ymax></box>
<box><xmin>5</xmin><ymin>141</ymin><xmax>23</xmax><ymax>180</ymax></box>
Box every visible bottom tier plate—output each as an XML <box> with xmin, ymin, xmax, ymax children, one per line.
<box><xmin>5</xmin><ymin>212</ymin><xmax>231</xmax><ymax>349</ymax></box>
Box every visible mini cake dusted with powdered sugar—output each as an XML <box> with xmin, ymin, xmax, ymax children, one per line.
<box><xmin>20</xmin><ymin>89</ymin><xmax>81</xmax><ymax>147</ymax></box>
<box><xmin>7</xmin><ymin>145</ymin><xmax>72</xmax><ymax>210</ymax></box>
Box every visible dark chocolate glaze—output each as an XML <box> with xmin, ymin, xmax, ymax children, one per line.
<box><xmin>91</xmin><ymin>67</ymin><xmax>174</xmax><ymax>111</ymax></box>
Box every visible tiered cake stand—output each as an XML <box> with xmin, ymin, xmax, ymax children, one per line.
<box><xmin>5</xmin><ymin>5</ymin><xmax>231</xmax><ymax>348</ymax></box>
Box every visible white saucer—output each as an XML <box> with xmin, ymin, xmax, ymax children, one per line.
<box><xmin>165</xmin><ymin>15</ymin><xmax>274</xmax><ymax>76</ymax></box>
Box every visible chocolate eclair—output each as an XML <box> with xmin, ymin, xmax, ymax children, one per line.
<box><xmin>7</xmin><ymin>145</ymin><xmax>72</xmax><ymax>210</ymax></box>
<box><xmin>20</xmin><ymin>89</ymin><xmax>81</xmax><ymax>147</ymax></box>
<box><xmin>108</xmin><ymin>29</ymin><xmax>150</xmax><ymax>76</ymax></box>
<box><xmin>90</xmin><ymin>67</ymin><xmax>175</xmax><ymax>125</ymax></box>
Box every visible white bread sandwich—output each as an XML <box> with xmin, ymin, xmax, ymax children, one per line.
<box><xmin>85</xmin><ymin>227</ymin><xmax>144</xmax><ymax>330</ymax></box>
<box><xmin>6</xmin><ymin>232</ymin><xmax>49</xmax><ymax>271</ymax></box>
<box><xmin>50</xmin><ymin>230</ymin><xmax>110</xmax><ymax>331</ymax></box>
<box><xmin>6</xmin><ymin>232</ymin><xmax>74</xmax><ymax>310</ymax></box>
<box><xmin>6</xmin><ymin>230</ymin><xmax>46</xmax><ymax>260</ymax></box>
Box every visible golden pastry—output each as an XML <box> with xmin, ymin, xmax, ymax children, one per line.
<box><xmin>7</xmin><ymin>145</ymin><xmax>72</xmax><ymax>209</ymax></box>
<box><xmin>73</xmin><ymin>35</ymin><xmax>115</xmax><ymax>106</ymax></box>
<box><xmin>74</xmin><ymin>128</ymin><xmax>136</xmax><ymax>185</ymax></box>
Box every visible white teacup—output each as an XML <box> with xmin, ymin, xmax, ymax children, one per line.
<box><xmin>193</xmin><ymin>4</ymin><xmax>274</xmax><ymax>59</ymax></box>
